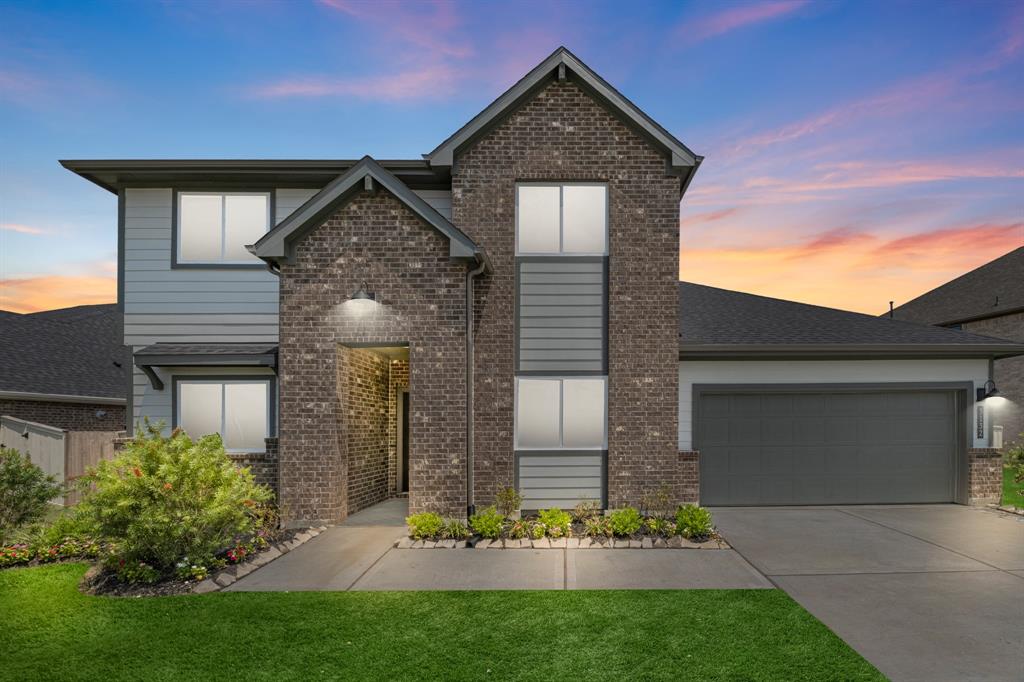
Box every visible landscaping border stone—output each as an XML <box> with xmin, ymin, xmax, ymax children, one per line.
<box><xmin>393</xmin><ymin>535</ymin><xmax>730</xmax><ymax>550</ymax></box>
<box><xmin>191</xmin><ymin>526</ymin><xmax>328</xmax><ymax>593</ymax></box>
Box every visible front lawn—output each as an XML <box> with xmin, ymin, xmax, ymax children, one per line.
<box><xmin>1004</xmin><ymin>466</ymin><xmax>1024</xmax><ymax>509</ymax></box>
<box><xmin>1</xmin><ymin>564</ymin><xmax>883</xmax><ymax>681</ymax></box>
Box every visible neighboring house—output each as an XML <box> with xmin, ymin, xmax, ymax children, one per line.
<box><xmin>890</xmin><ymin>247</ymin><xmax>1024</xmax><ymax>451</ymax></box>
<box><xmin>61</xmin><ymin>48</ymin><xmax>1023</xmax><ymax>525</ymax></box>
<box><xmin>0</xmin><ymin>304</ymin><xmax>127</xmax><ymax>431</ymax></box>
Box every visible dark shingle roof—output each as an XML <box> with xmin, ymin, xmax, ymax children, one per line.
<box><xmin>0</xmin><ymin>304</ymin><xmax>127</xmax><ymax>399</ymax></box>
<box><xmin>890</xmin><ymin>247</ymin><xmax>1024</xmax><ymax>325</ymax></box>
<box><xmin>679</xmin><ymin>282</ymin><xmax>1024</xmax><ymax>358</ymax></box>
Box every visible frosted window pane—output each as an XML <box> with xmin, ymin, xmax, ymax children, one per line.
<box><xmin>179</xmin><ymin>383</ymin><xmax>223</xmax><ymax>441</ymax></box>
<box><xmin>516</xmin><ymin>379</ymin><xmax>561</xmax><ymax>448</ymax></box>
<box><xmin>224</xmin><ymin>195</ymin><xmax>268</xmax><ymax>261</ymax></box>
<box><xmin>562</xmin><ymin>379</ymin><xmax>606</xmax><ymax>448</ymax></box>
<box><xmin>517</xmin><ymin>186</ymin><xmax>560</xmax><ymax>253</ymax></box>
<box><xmin>179</xmin><ymin>194</ymin><xmax>223</xmax><ymax>261</ymax></box>
<box><xmin>562</xmin><ymin>185</ymin><xmax>607</xmax><ymax>253</ymax></box>
<box><xmin>224</xmin><ymin>383</ymin><xmax>268</xmax><ymax>451</ymax></box>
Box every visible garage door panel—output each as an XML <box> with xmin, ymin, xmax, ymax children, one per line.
<box><xmin>702</xmin><ymin>394</ymin><xmax>732</xmax><ymax>416</ymax></box>
<box><xmin>699</xmin><ymin>388</ymin><xmax>957</xmax><ymax>505</ymax></box>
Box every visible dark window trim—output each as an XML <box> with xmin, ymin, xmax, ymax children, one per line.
<box><xmin>514</xmin><ymin>182</ymin><xmax>609</xmax><ymax>257</ymax></box>
<box><xmin>690</xmin><ymin>382</ymin><xmax>973</xmax><ymax>506</ymax></box>
<box><xmin>170</xmin><ymin>188</ymin><xmax>277</xmax><ymax>270</ymax></box>
<box><xmin>170</xmin><ymin>374</ymin><xmax>278</xmax><ymax>452</ymax></box>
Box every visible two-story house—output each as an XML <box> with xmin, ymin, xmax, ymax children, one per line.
<box><xmin>63</xmin><ymin>48</ymin><xmax>1022</xmax><ymax>526</ymax></box>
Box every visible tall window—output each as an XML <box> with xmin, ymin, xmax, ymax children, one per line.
<box><xmin>176</xmin><ymin>379</ymin><xmax>271</xmax><ymax>452</ymax></box>
<box><xmin>515</xmin><ymin>377</ymin><xmax>607</xmax><ymax>450</ymax></box>
<box><xmin>516</xmin><ymin>184</ymin><xmax>607</xmax><ymax>255</ymax></box>
<box><xmin>177</xmin><ymin>192</ymin><xmax>270</xmax><ymax>264</ymax></box>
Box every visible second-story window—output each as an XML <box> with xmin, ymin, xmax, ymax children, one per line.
<box><xmin>516</xmin><ymin>183</ymin><xmax>607</xmax><ymax>255</ymax></box>
<box><xmin>177</xmin><ymin>192</ymin><xmax>270</xmax><ymax>264</ymax></box>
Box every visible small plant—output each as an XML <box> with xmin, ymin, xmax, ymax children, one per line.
<box><xmin>608</xmin><ymin>507</ymin><xmax>643</xmax><ymax>537</ymax></box>
<box><xmin>529</xmin><ymin>521</ymin><xmax>546</xmax><ymax>539</ymax></box>
<box><xmin>571</xmin><ymin>500</ymin><xmax>601</xmax><ymax>523</ymax></box>
<box><xmin>583</xmin><ymin>515</ymin><xmax>612</xmax><ymax>538</ymax></box>
<box><xmin>442</xmin><ymin>519</ymin><xmax>470</xmax><ymax>540</ymax></box>
<box><xmin>645</xmin><ymin>516</ymin><xmax>672</xmax><ymax>536</ymax></box>
<box><xmin>640</xmin><ymin>486</ymin><xmax>675</xmax><ymax>520</ymax></box>
<box><xmin>537</xmin><ymin>508</ymin><xmax>571</xmax><ymax>538</ymax></box>
<box><xmin>0</xmin><ymin>544</ymin><xmax>32</xmax><ymax>568</ymax></box>
<box><xmin>676</xmin><ymin>504</ymin><xmax>714</xmax><ymax>539</ymax></box>
<box><xmin>175</xmin><ymin>562</ymin><xmax>210</xmax><ymax>582</ymax></box>
<box><xmin>112</xmin><ymin>559</ymin><xmax>160</xmax><ymax>584</ymax></box>
<box><xmin>0</xmin><ymin>447</ymin><xmax>63</xmax><ymax>544</ymax></box>
<box><xmin>1005</xmin><ymin>437</ymin><xmax>1024</xmax><ymax>497</ymax></box>
<box><xmin>406</xmin><ymin>512</ymin><xmax>444</xmax><ymax>540</ymax></box>
<box><xmin>495</xmin><ymin>487</ymin><xmax>523</xmax><ymax>518</ymax></box>
<box><xmin>507</xmin><ymin>518</ymin><xmax>530</xmax><ymax>540</ymax></box>
<box><xmin>470</xmin><ymin>506</ymin><xmax>504</xmax><ymax>540</ymax></box>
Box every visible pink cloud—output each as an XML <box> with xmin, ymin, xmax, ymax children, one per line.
<box><xmin>249</xmin><ymin>64</ymin><xmax>460</xmax><ymax>101</ymax></box>
<box><xmin>677</xmin><ymin>1</ymin><xmax>807</xmax><ymax>43</ymax></box>
<box><xmin>318</xmin><ymin>0</ymin><xmax>473</xmax><ymax>59</ymax></box>
<box><xmin>0</xmin><ymin>223</ymin><xmax>46</xmax><ymax>235</ymax></box>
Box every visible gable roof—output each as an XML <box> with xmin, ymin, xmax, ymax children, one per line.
<box><xmin>426</xmin><ymin>47</ymin><xmax>701</xmax><ymax>182</ymax></box>
<box><xmin>679</xmin><ymin>281</ymin><xmax>1024</xmax><ymax>359</ymax></box>
<box><xmin>0</xmin><ymin>304</ymin><xmax>127</xmax><ymax>401</ymax></box>
<box><xmin>249</xmin><ymin>156</ymin><xmax>480</xmax><ymax>265</ymax></box>
<box><xmin>890</xmin><ymin>247</ymin><xmax>1024</xmax><ymax>326</ymax></box>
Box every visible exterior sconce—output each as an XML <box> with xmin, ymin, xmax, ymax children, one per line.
<box><xmin>976</xmin><ymin>380</ymin><xmax>999</xmax><ymax>402</ymax></box>
<box><xmin>350</xmin><ymin>282</ymin><xmax>375</xmax><ymax>302</ymax></box>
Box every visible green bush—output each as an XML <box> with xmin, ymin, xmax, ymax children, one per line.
<box><xmin>406</xmin><ymin>512</ymin><xmax>444</xmax><ymax>540</ymax></box>
<box><xmin>608</xmin><ymin>507</ymin><xmax>643</xmax><ymax>537</ymax></box>
<box><xmin>74</xmin><ymin>424</ymin><xmax>272</xmax><ymax>579</ymax></box>
<box><xmin>442</xmin><ymin>519</ymin><xmax>470</xmax><ymax>540</ymax></box>
<box><xmin>1005</xmin><ymin>437</ymin><xmax>1024</xmax><ymax>492</ymax></box>
<box><xmin>583</xmin><ymin>515</ymin><xmax>612</xmax><ymax>538</ymax></box>
<box><xmin>537</xmin><ymin>508</ymin><xmax>571</xmax><ymax>538</ymax></box>
<box><xmin>507</xmin><ymin>518</ymin><xmax>530</xmax><ymax>540</ymax></box>
<box><xmin>528</xmin><ymin>521</ymin><xmax>546</xmax><ymax>540</ymax></box>
<box><xmin>676</xmin><ymin>504</ymin><xmax>714</xmax><ymax>539</ymax></box>
<box><xmin>494</xmin><ymin>487</ymin><xmax>522</xmax><ymax>518</ymax></box>
<box><xmin>571</xmin><ymin>500</ymin><xmax>601</xmax><ymax>523</ymax></box>
<box><xmin>469</xmin><ymin>506</ymin><xmax>504</xmax><ymax>540</ymax></box>
<box><xmin>0</xmin><ymin>447</ymin><xmax>63</xmax><ymax>544</ymax></box>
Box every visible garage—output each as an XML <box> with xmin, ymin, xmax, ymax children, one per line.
<box><xmin>695</xmin><ymin>387</ymin><xmax>960</xmax><ymax>505</ymax></box>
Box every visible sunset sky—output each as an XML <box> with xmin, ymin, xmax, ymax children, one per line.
<box><xmin>1</xmin><ymin>0</ymin><xmax>1021</xmax><ymax>314</ymax></box>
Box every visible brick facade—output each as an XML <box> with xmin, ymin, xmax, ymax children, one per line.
<box><xmin>678</xmin><ymin>451</ymin><xmax>700</xmax><ymax>503</ymax></box>
<box><xmin>339</xmin><ymin>346</ymin><xmax>390</xmax><ymax>514</ymax></box>
<box><xmin>965</xmin><ymin>312</ymin><xmax>1024</xmax><ymax>450</ymax></box>
<box><xmin>0</xmin><ymin>399</ymin><xmax>125</xmax><ymax>432</ymax></box>
<box><xmin>228</xmin><ymin>437</ymin><xmax>279</xmax><ymax>498</ymax></box>
<box><xmin>453</xmin><ymin>79</ymin><xmax>681</xmax><ymax>508</ymax></box>
<box><xmin>276</xmin><ymin>191</ymin><xmax>468</xmax><ymax>526</ymax></box>
<box><xmin>387</xmin><ymin>359</ymin><xmax>410</xmax><ymax>496</ymax></box>
<box><xmin>967</xmin><ymin>447</ymin><xmax>1003</xmax><ymax>504</ymax></box>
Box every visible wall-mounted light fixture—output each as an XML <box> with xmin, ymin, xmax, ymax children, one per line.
<box><xmin>976</xmin><ymin>379</ymin><xmax>1000</xmax><ymax>402</ymax></box>
<box><xmin>350</xmin><ymin>282</ymin><xmax>375</xmax><ymax>302</ymax></box>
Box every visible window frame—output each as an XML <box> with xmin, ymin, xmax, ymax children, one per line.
<box><xmin>172</xmin><ymin>189</ymin><xmax>274</xmax><ymax>269</ymax></box>
<box><xmin>515</xmin><ymin>182</ymin><xmax>608</xmax><ymax>256</ymax></box>
<box><xmin>172</xmin><ymin>375</ymin><xmax>276</xmax><ymax>453</ymax></box>
<box><xmin>513</xmin><ymin>375</ymin><xmax>608</xmax><ymax>450</ymax></box>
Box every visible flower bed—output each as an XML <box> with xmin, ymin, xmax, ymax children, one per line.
<box><xmin>400</xmin><ymin>501</ymin><xmax>728</xmax><ymax>549</ymax></box>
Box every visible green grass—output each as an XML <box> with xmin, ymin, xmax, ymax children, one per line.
<box><xmin>0</xmin><ymin>564</ymin><xmax>882</xmax><ymax>682</ymax></box>
<box><xmin>1004</xmin><ymin>466</ymin><xmax>1024</xmax><ymax>508</ymax></box>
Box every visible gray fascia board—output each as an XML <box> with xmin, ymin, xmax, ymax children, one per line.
<box><xmin>426</xmin><ymin>47</ymin><xmax>698</xmax><ymax>170</ymax></box>
<box><xmin>134</xmin><ymin>354</ymin><xmax>277</xmax><ymax>368</ymax></box>
<box><xmin>678</xmin><ymin>343</ymin><xmax>1024</xmax><ymax>360</ymax></box>
<box><xmin>0</xmin><ymin>390</ymin><xmax>126</xmax><ymax>406</ymax></box>
<box><xmin>250</xmin><ymin>156</ymin><xmax>478</xmax><ymax>263</ymax></box>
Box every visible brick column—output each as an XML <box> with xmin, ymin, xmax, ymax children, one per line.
<box><xmin>679</xmin><ymin>451</ymin><xmax>700</xmax><ymax>504</ymax></box>
<box><xmin>967</xmin><ymin>448</ymin><xmax>1002</xmax><ymax>504</ymax></box>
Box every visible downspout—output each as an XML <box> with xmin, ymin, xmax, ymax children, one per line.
<box><xmin>466</xmin><ymin>251</ymin><xmax>491</xmax><ymax>519</ymax></box>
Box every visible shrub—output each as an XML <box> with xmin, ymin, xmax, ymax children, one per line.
<box><xmin>74</xmin><ymin>424</ymin><xmax>272</xmax><ymax>578</ymax></box>
<box><xmin>583</xmin><ymin>515</ymin><xmax>612</xmax><ymax>538</ymax></box>
<box><xmin>608</xmin><ymin>507</ymin><xmax>643</xmax><ymax>537</ymax></box>
<box><xmin>1005</xmin><ymin>437</ymin><xmax>1024</xmax><ymax>492</ymax></box>
<box><xmin>495</xmin><ymin>487</ymin><xmax>522</xmax><ymax>517</ymax></box>
<box><xmin>406</xmin><ymin>512</ymin><xmax>444</xmax><ymax>540</ymax></box>
<box><xmin>529</xmin><ymin>521</ymin><xmax>546</xmax><ymax>540</ymax></box>
<box><xmin>537</xmin><ymin>508</ymin><xmax>571</xmax><ymax>538</ymax></box>
<box><xmin>0</xmin><ymin>447</ymin><xmax>63</xmax><ymax>544</ymax></box>
<box><xmin>645</xmin><ymin>516</ymin><xmax>672</xmax><ymax>536</ymax></box>
<box><xmin>442</xmin><ymin>519</ymin><xmax>470</xmax><ymax>540</ymax></box>
<box><xmin>470</xmin><ymin>506</ymin><xmax>504</xmax><ymax>540</ymax></box>
<box><xmin>640</xmin><ymin>486</ymin><xmax>675</xmax><ymax>520</ymax></box>
<box><xmin>676</xmin><ymin>504</ymin><xmax>714</xmax><ymax>539</ymax></box>
<box><xmin>507</xmin><ymin>518</ymin><xmax>530</xmax><ymax>540</ymax></box>
<box><xmin>571</xmin><ymin>500</ymin><xmax>601</xmax><ymax>523</ymax></box>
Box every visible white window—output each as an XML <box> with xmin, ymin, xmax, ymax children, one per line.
<box><xmin>514</xmin><ymin>377</ymin><xmax>607</xmax><ymax>449</ymax></box>
<box><xmin>176</xmin><ymin>379</ymin><xmax>271</xmax><ymax>452</ymax></box>
<box><xmin>178</xmin><ymin>192</ymin><xmax>270</xmax><ymax>264</ymax></box>
<box><xmin>516</xmin><ymin>184</ymin><xmax>607</xmax><ymax>255</ymax></box>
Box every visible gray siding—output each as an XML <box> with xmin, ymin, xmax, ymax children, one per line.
<box><xmin>517</xmin><ymin>451</ymin><xmax>605</xmax><ymax>509</ymax></box>
<box><xmin>413</xmin><ymin>190</ymin><xmax>452</xmax><ymax>220</ymax></box>
<box><xmin>517</xmin><ymin>259</ymin><xmax>606</xmax><ymax>372</ymax></box>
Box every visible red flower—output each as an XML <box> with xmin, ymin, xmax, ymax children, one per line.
<box><xmin>132</xmin><ymin>467</ymin><xmax>142</xmax><ymax>477</ymax></box>
<box><xmin>163</xmin><ymin>482</ymin><xmax>172</xmax><ymax>490</ymax></box>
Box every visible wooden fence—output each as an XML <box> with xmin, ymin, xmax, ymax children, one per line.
<box><xmin>0</xmin><ymin>415</ymin><xmax>119</xmax><ymax>506</ymax></box>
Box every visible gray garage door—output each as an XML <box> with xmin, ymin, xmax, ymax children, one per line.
<box><xmin>698</xmin><ymin>389</ymin><xmax>958</xmax><ymax>505</ymax></box>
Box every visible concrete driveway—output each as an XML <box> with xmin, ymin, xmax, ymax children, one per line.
<box><xmin>712</xmin><ymin>505</ymin><xmax>1024</xmax><ymax>682</ymax></box>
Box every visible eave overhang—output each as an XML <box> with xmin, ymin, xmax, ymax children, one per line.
<box><xmin>248</xmin><ymin>156</ymin><xmax>481</xmax><ymax>266</ymax></box>
<box><xmin>679</xmin><ymin>343</ymin><xmax>1024</xmax><ymax>361</ymax></box>
<box><xmin>133</xmin><ymin>344</ymin><xmax>278</xmax><ymax>390</ymax></box>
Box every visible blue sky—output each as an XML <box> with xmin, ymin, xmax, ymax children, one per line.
<box><xmin>1</xmin><ymin>0</ymin><xmax>1021</xmax><ymax>312</ymax></box>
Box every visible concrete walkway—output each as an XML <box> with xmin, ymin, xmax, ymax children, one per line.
<box><xmin>228</xmin><ymin>498</ymin><xmax>770</xmax><ymax>592</ymax></box>
<box><xmin>713</xmin><ymin>505</ymin><xmax>1024</xmax><ymax>682</ymax></box>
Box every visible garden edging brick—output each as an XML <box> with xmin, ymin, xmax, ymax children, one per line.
<box><xmin>393</xmin><ymin>535</ymin><xmax>730</xmax><ymax>550</ymax></box>
<box><xmin>191</xmin><ymin>525</ymin><xmax>328</xmax><ymax>594</ymax></box>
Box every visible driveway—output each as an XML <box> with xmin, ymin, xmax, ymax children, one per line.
<box><xmin>713</xmin><ymin>505</ymin><xmax>1024</xmax><ymax>682</ymax></box>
